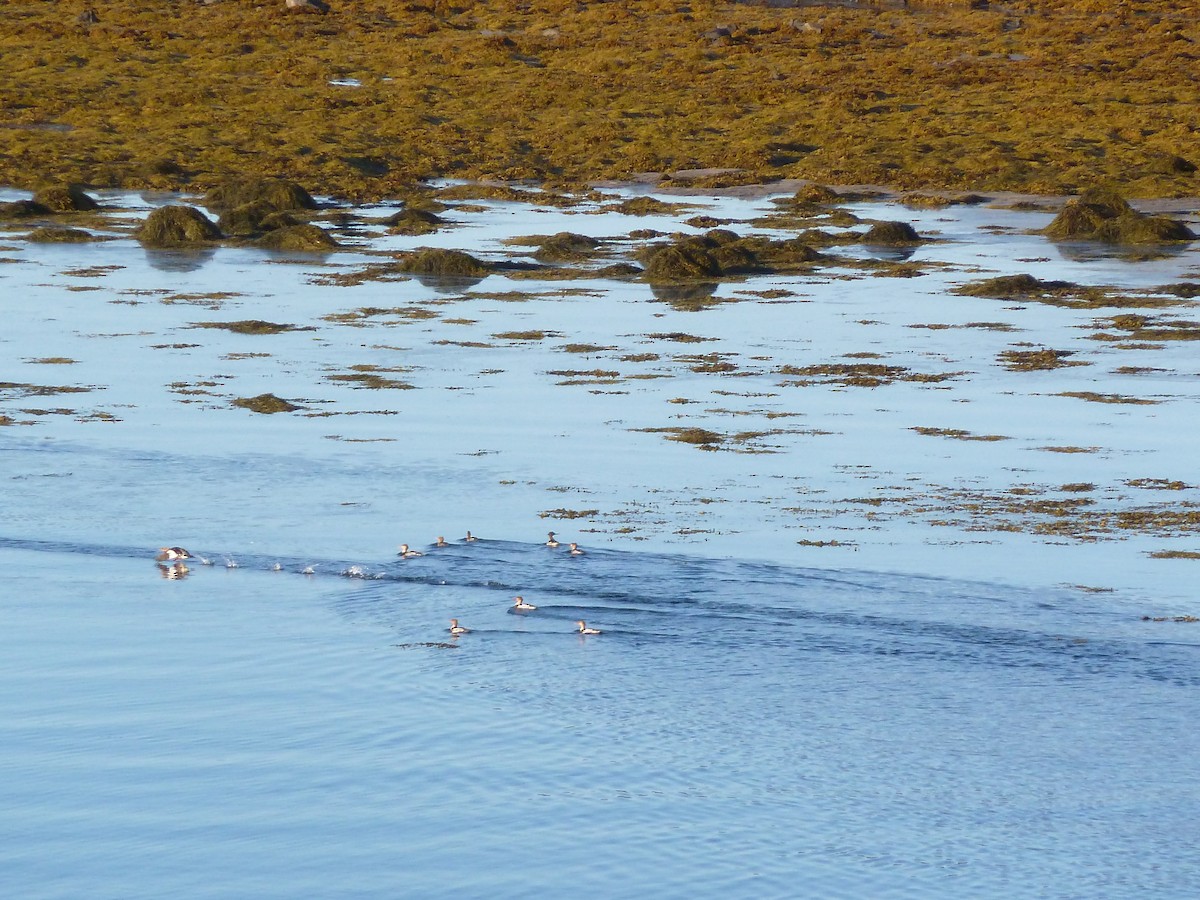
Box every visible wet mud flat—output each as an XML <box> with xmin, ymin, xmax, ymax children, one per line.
<box><xmin>2</xmin><ymin>179</ymin><xmax>1199</xmax><ymax>612</ymax></box>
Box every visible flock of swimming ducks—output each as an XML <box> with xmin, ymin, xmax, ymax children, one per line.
<box><xmin>402</xmin><ymin>531</ymin><xmax>598</xmax><ymax>636</ymax></box>
<box><xmin>155</xmin><ymin>530</ymin><xmax>603</xmax><ymax>636</ymax></box>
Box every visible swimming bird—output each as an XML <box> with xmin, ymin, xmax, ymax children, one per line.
<box><xmin>449</xmin><ymin>618</ymin><xmax>470</xmax><ymax>636</ymax></box>
<box><xmin>156</xmin><ymin>546</ymin><xmax>191</xmax><ymax>561</ymax></box>
<box><xmin>398</xmin><ymin>544</ymin><xmax>424</xmax><ymax>558</ymax></box>
<box><xmin>576</xmin><ymin>620</ymin><xmax>601</xmax><ymax>635</ymax></box>
<box><xmin>546</xmin><ymin>531</ymin><xmax>559</xmax><ymax>548</ymax></box>
<box><xmin>464</xmin><ymin>531</ymin><xmax>478</xmax><ymax>542</ymax></box>
<box><xmin>435</xmin><ymin>536</ymin><xmax>448</xmax><ymax>548</ymax></box>
<box><xmin>512</xmin><ymin>596</ymin><xmax>537</xmax><ymax>612</ymax></box>
<box><xmin>568</xmin><ymin>542</ymin><xmax>584</xmax><ymax>556</ymax></box>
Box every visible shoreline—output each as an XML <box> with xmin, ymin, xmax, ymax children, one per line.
<box><xmin>5</xmin><ymin>171</ymin><xmax>1200</xmax><ymax>216</ymax></box>
<box><xmin>595</xmin><ymin>173</ymin><xmax>1200</xmax><ymax>214</ymax></box>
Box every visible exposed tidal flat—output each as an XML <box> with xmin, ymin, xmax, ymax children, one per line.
<box><xmin>1</xmin><ymin>1</ymin><xmax>1197</xmax><ymax>199</ymax></box>
<box><xmin>2</xmin><ymin>179</ymin><xmax>1200</xmax><ymax>898</ymax></box>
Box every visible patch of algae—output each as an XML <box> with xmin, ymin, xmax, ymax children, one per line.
<box><xmin>840</xmin><ymin>479</ymin><xmax>1200</xmax><ymax>543</ymax></box>
<box><xmin>232</xmin><ymin>393</ymin><xmax>300</xmax><ymax>414</ymax></box>
<box><xmin>1</xmin><ymin>2</ymin><xmax>1197</xmax><ymax>198</ymax></box>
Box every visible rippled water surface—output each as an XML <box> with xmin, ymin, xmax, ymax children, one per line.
<box><xmin>2</xmin><ymin>186</ymin><xmax>1199</xmax><ymax>897</ymax></box>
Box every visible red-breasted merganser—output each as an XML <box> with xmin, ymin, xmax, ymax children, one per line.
<box><xmin>512</xmin><ymin>596</ymin><xmax>537</xmax><ymax>611</ymax></box>
<box><xmin>435</xmin><ymin>536</ymin><xmax>448</xmax><ymax>548</ymax></box>
<box><xmin>449</xmin><ymin>618</ymin><xmax>470</xmax><ymax>636</ymax></box>
<box><xmin>576</xmin><ymin>620</ymin><xmax>601</xmax><ymax>635</ymax></box>
<box><xmin>546</xmin><ymin>531</ymin><xmax>559</xmax><ymax>548</ymax></box>
<box><xmin>398</xmin><ymin>544</ymin><xmax>424</xmax><ymax>558</ymax></box>
<box><xmin>569</xmin><ymin>542</ymin><xmax>584</xmax><ymax>556</ymax></box>
<box><xmin>156</xmin><ymin>546</ymin><xmax>191</xmax><ymax>561</ymax></box>
<box><xmin>464</xmin><ymin>531</ymin><xmax>478</xmax><ymax>542</ymax></box>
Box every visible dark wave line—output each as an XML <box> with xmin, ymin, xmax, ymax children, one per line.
<box><xmin>4</xmin><ymin>533</ymin><xmax>1196</xmax><ymax>685</ymax></box>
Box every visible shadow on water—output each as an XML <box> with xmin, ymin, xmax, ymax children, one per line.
<box><xmin>649</xmin><ymin>281</ymin><xmax>726</xmax><ymax>311</ymax></box>
<box><xmin>1053</xmin><ymin>241</ymin><xmax>1195</xmax><ymax>263</ymax></box>
<box><xmin>412</xmin><ymin>273</ymin><xmax>487</xmax><ymax>293</ymax></box>
<box><xmin>4</xmin><ymin>533</ymin><xmax>1197</xmax><ymax>687</ymax></box>
<box><xmin>862</xmin><ymin>243</ymin><xmax>916</xmax><ymax>262</ymax></box>
<box><xmin>143</xmin><ymin>247</ymin><xmax>218</xmax><ymax>273</ymax></box>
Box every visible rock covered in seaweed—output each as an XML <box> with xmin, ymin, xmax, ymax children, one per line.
<box><xmin>203</xmin><ymin>177</ymin><xmax>317</xmax><ymax>215</ymax></box>
<box><xmin>639</xmin><ymin>230</ymin><xmax>821</xmax><ymax>282</ymax></box>
<box><xmin>383</xmin><ymin>208</ymin><xmax>445</xmax><ymax>236</ymax></box>
<box><xmin>32</xmin><ymin>184</ymin><xmax>99</xmax><ymax>212</ymax></box>
<box><xmin>1045</xmin><ymin>186</ymin><xmax>1195</xmax><ymax>244</ymax></box>
<box><xmin>397</xmin><ymin>248</ymin><xmax>490</xmax><ymax>277</ymax></box>
<box><xmin>954</xmin><ymin>274</ymin><xmax>1072</xmax><ymax>299</ymax></box>
<box><xmin>254</xmin><ymin>224</ymin><xmax>340</xmax><ymax>251</ymax></box>
<box><xmin>0</xmin><ymin>199</ymin><xmax>53</xmax><ymax>219</ymax></box>
<box><xmin>135</xmin><ymin>206</ymin><xmax>223</xmax><ymax>247</ymax></box>
<box><xmin>531</xmin><ymin>232</ymin><xmax>602</xmax><ymax>262</ymax></box>
<box><xmin>640</xmin><ymin>232</ymin><xmax>756</xmax><ymax>282</ymax></box>
<box><xmin>28</xmin><ymin>226</ymin><xmax>94</xmax><ymax>243</ymax></box>
<box><xmin>218</xmin><ymin>201</ymin><xmax>300</xmax><ymax>237</ymax></box>
<box><xmin>862</xmin><ymin>221</ymin><xmax>923</xmax><ymax>245</ymax></box>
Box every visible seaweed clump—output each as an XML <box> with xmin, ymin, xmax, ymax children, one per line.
<box><xmin>254</xmin><ymin>224</ymin><xmax>340</xmax><ymax>251</ymax></box>
<box><xmin>203</xmin><ymin>178</ymin><xmax>317</xmax><ymax>215</ymax></box>
<box><xmin>397</xmin><ymin>248</ymin><xmax>490</xmax><ymax>277</ymax></box>
<box><xmin>639</xmin><ymin>231</ymin><xmax>762</xmax><ymax>282</ymax></box>
<box><xmin>384</xmin><ymin>208</ymin><xmax>445</xmax><ymax>235</ymax></box>
<box><xmin>666</xmin><ymin>427</ymin><xmax>725</xmax><ymax>448</ymax></box>
<box><xmin>135</xmin><ymin>206</ymin><xmax>222</xmax><ymax>247</ymax></box>
<box><xmin>954</xmin><ymin>274</ymin><xmax>1073</xmax><ymax>299</ymax></box>
<box><xmin>531</xmin><ymin>232</ymin><xmax>602</xmax><ymax>262</ymax></box>
<box><xmin>1091</xmin><ymin>313</ymin><xmax>1200</xmax><ymax>343</ymax></box>
<box><xmin>862</xmin><ymin>221</ymin><xmax>923</xmax><ymax>245</ymax></box>
<box><xmin>32</xmin><ymin>184</ymin><xmax>99</xmax><ymax>212</ymax></box>
<box><xmin>0</xmin><ymin>199</ymin><xmax>52</xmax><ymax>219</ymax></box>
<box><xmin>193</xmin><ymin>320</ymin><xmax>308</xmax><ymax>335</ymax></box>
<box><xmin>1045</xmin><ymin>187</ymin><xmax>1196</xmax><ymax>244</ymax></box>
<box><xmin>779</xmin><ymin>362</ymin><xmax>911</xmax><ymax>387</ymax></box>
<box><xmin>641</xmin><ymin>238</ymin><xmax>723</xmax><ymax>281</ymax></box>
<box><xmin>232</xmin><ymin>393</ymin><xmax>300</xmax><ymax>414</ymax></box>
<box><xmin>789</xmin><ymin>184</ymin><xmax>841</xmax><ymax>207</ymax></box>
<box><xmin>218</xmin><ymin>202</ymin><xmax>299</xmax><ymax>237</ymax></box>
<box><xmin>635</xmin><ymin>426</ymin><xmax>725</xmax><ymax>449</ymax></box>
<box><xmin>27</xmin><ymin>226</ymin><xmax>94</xmax><ymax>243</ymax></box>
<box><xmin>998</xmin><ymin>348</ymin><xmax>1087</xmax><ymax>371</ymax></box>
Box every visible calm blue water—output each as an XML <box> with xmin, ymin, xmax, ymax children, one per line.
<box><xmin>3</xmin><ymin>186</ymin><xmax>1199</xmax><ymax>897</ymax></box>
<box><xmin>2</xmin><ymin>533</ymin><xmax>1198</xmax><ymax>898</ymax></box>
